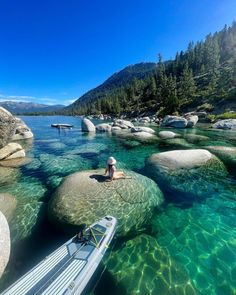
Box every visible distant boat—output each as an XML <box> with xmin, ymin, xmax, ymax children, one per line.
<box><xmin>51</xmin><ymin>124</ymin><xmax>74</xmax><ymax>128</ymax></box>
<box><xmin>2</xmin><ymin>216</ymin><xmax>117</xmax><ymax>295</ymax></box>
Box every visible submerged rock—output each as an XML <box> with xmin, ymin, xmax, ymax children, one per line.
<box><xmin>81</xmin><ymin>118</ymin><xmax>96</xmax><ymax>132</ymax></box>
<box><xmin>0</xmin><ymin>166</ymin><xmax>20</xmax><ymax>185</ymax></box>
<box><xmin>0</xmin><ymin>211</ymin><xmax>10</xmax><ymax>279</ymax></box>
<box><xmin>131</xmin><ymin>126</ymin><xmax>155</xmax><ymax>134</ymax></box>
<box><xmin>185</xmin><ymin>134</ymin><xmax>209</xmax><ymax>144</ymax></box>
<box><xmin>0</xmin><ymin>193</ymin><xmax>17</xmax><ymax>220</ymax></box>
<box><xmin>159</xmin><ymin>131</ymin><xmax>178</xmax><ymax>139</ymax></box>
<box><xmin>49</xmin><ymin>169</ymin><xmax>163</xmax><ymax>236</ymax></box>
<box><xmin>0</xmin><ymin>107</ymin><xmax>16</xmax><ymax>149</ymax></box>
<box><xmin>96</xmin><ymin>123</ymin><xmax>112</xmax><ymax>132</ymax></box>
<box><xmin>212</xmin><ymin>119</ymin><xmax>236</xmax><ymax>130</ymax></box>
<box><xmin>104</xmin><ymin>234</ymin><xmax>197</xmax><ymax>295</ymax></box>
<box><xmin>146</xmin><ymin>149</ymin><xmax>227</xmax><ymax>197</ymax></box>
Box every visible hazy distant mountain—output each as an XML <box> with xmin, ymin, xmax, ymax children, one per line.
<box><xmin>0</xmin><ymin>101</ymin><xmax>65</xmax><ymax>114</ymax></box>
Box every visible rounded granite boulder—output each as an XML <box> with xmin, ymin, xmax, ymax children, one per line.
<box><xmin>145</xmin><ymin>149</ymin><xmax>227</xmax><ymax>198</ymax></box>
<box><xmin>81</xmin><ymin>118</ymin><xmax>96</xmax><ymax>132</ymax></box>
<box><xmin>48</xmin><ymin>169</ymin><xmax>163</xmax><ymax>236</ymax></box>
<box><xmin>0</xmin><ymin>193</ymin><xmax>17</xmax><ymax>221</ymax></box>
<box><xmin>0</xmin><ymin>107</ymin><xmax>16</xmax><ymax>149</ymax></box>
<box><xmin>0</xmin><ymin>211</ymin><xmax>10</xmax><ymax>279</ymax></box>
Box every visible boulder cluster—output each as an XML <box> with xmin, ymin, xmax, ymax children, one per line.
<box><xmin>0</xmin><ymin>107</ymin><xmax>33</xmax><ymax>279</ymax></box>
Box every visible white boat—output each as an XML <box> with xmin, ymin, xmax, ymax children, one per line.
<box><xmin>2</xmin><ymin>216</ymin><xmax>117</xmax><ymax>295</ymax></box>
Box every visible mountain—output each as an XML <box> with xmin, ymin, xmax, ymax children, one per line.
<box><xmin>0</xmin><ymin>101</ymin><xmax>65</xmax><ymax>115</ymax></box>
<box><xmin>63</xmin><ymin>63</ymin><xmax>157</xmax><ymax>114</ymax></box>
<box><xmin>62</xmin><ymin>21</ymin><xmax>236</xmax><ymax>117</ymax></box>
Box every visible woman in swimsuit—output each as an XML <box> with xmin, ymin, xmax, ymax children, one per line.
<box><xmin>104</xmin><ymin>157</ymin><xmax>126</xmax><ymax>181</ymax></box>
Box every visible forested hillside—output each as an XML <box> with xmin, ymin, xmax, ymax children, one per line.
<box><xmin>63</xmin><ymin>22</ymin><xmax>236</xmax><ymax>116</ymax></box>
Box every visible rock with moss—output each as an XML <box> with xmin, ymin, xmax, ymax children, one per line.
<box><xmin>185</xmin><ymin>134</ymin><xmax>209</xmax><ymax>144</ymax></box>
<box><xmin>48</xmin><ymin>169</ymin><xmax>163</xmax><ymax>236</ymax></box>
<box><xmin>146</xmin><ymin>149</ymin><xmax>227</xmax><ymax>197</ymax></box>
<box><xmin>0</xmin><ymin>107</ymin><xmax>16</xmax><ymax>149</ymax></box>
<box><xmin>0</xmin><ymin>211</ymin><xmax>10</xmax><ymax>279</ymax></box>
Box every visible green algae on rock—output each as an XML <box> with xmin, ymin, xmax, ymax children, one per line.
<box><xmin>48</xmin><ymin>169</ymin><xmax>163</xmax><ymax>236</ymax></box>
<box><xmin>103</xmin><ymin>234</ymin><xmax>197</xmax><ymax>295</ymax></box>
<box><xmin>145</xmin><ymin>149</ymin><xmax>227</xmax><ymax>198</ymax></box>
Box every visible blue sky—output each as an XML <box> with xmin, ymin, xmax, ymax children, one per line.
<box><xmin>0</xmin><ymin>0</ymin><xmax>235</xmax><ymax>105</ymax></box>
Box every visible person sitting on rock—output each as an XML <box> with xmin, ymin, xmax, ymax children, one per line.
<box><xmin>104</xmin><ymin>156</ymin><xmax>127</xmax><ymax>181</ymax></box>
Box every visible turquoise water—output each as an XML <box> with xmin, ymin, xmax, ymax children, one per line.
<box><xmin>0</xmin><ymin>116</ymin><xmax>236</xmax><ymax>294</ymax></box>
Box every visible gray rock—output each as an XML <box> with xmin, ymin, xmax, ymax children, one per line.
<box><xmin>0</xmin><ymin>193</ymin><xmax>17</xmax><ymax>220</ymax></box>
<box><xmin>48</xmin><ymin>169</ymin><xmax>163</xmax><ymax>236</ymax></box>
<box><xmin>159</xmin><ymin>131</ymin><xmax>178</xmax><ymax>139</ymax></box>
<box><xmin>96</xmin><ymin>123</ymin><xmax>112</xmax><ymax>132</ymax></box>
<box><xmin>111</xmin><ymin>126</ymin><xmax>122</xmax><ymax>132</ymax></box>
<box><xmin>113</xmin><ymin>119</ymin><xmax>134</xmax><ymax>129</ymax></box>
<box><xmin>146</xmin><ymin>149</ymin><xmax>227</xmax><ymax>197</ymax></box>
<box><xmin>161</xmin><ymin>115</ymin><xmax>188</xmax><ymax>128</ymax></box>
<box><xmin>186</xmin><ymin>115</ymin><xmax>198</xmax><ymax>127</ymax></box>
<box><xmin>131</xmin><ymin>126</ymin><xmax>155</xmax><ymax>134</ymax></box>
<box><xmin>212</xmin><ymin>119</ymin><xmax>236</xmax><ymax>130</ymax></box>
<box><xmin>185</xmin><ymin>134</ymin><xmax>209</xmax><ymax>144</ymax></box>
<box><xmin>0</xmin><ymin>211</ymin><xmax>10</xmax><ymax>279</ymax></box>
<box><xmin>12</xmin><ymin>118</ymin><xmax>33</xmax><ymax>140</ymax></box>
<box><xmin>81</xmin><ymin>118</ymin><xmax>96</xmax><ymax>132</ymax></box>
<box><xmin>0</xmin><ymin>142</ymin><xmax>25</xmax><ymax>161</ymax></box>
<box><xmin>0</xmin><ymin>107</ymin><xmax>16</xmax><ymax>149</ymax></box>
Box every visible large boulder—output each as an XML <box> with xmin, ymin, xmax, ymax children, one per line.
<box><xmin>81</xmin><ymin>118</ymin><xmax>96</xmax><ymax>132</ymax></box>
<box><xmin>212</xmin><ymin>119</ymin><xmax>236</xmax><ymax>130</ymax></box>
<box><xmin>0</xmin><ymin>193</ymin><xmax>17</xmax><ymax>220</ymax></box>
<box><xmin>186</xmin><ymin>115</ymin><xmax>198</xmax><ymax>127</ymax></box>
<box><xmin>0</xmin><ymin>142</ymin><xmax>25</xmax><ymax>161</ymax></box>
<box><xmin>95</xmin><ymin>123</ymin><xmax>112</xmax><ymax>132</ymax></box>
<box><xmin>0</xmin><ymin>211</ymin><xmax>10</xmax><ymax>279</ymax></box>
<box><xmin>161</xmin><ymin>115</ymin><xmax>187</xmax><ymax>128</ymax></box>
<box><xmin>146</xmin><ymin>149</ymin><xmax>227</xmax><ymax>197</ymax></box>
<box><xmin>12</xmin><ymin>118</ymin><xmax>33</xmax><ymax>140</ymax></box>
<box><xmin>0</xmin><ymin>107</ymin><xmax>16</xmax><ymax>149</ymax></box>
<box><xmin>159</xmin><ymin>131</ymin><xmax>178</xmax><ymax>139</ymax></box>
<box><xmin>131</xmin><ymin>126</ymin><xmax>155</xmax><ymax>134</ymax></box>
<box><xmin>204</xmin><ymin>146</ymin><xmax>236</xmax><ymax>168</ymax></box>
<box><xmin>112</xmin><ymin>119</ymin><xmax>134</xmax><ymax>129</ymax></box>
<box><xmin>48</xmin><ymin>169</ymin><xmax>163</xmax><ymax>236</ymax></box>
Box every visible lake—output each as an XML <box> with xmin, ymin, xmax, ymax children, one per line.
<box><xmin>0</xmin><ymin>116</ymin><xmax>236</xmax><ymax>295</ymax></box>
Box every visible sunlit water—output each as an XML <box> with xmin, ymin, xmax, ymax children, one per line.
<box><xmin>0</xmin><ymin>116</ymin><xmax>236</xmax><ymax>295</ymax></box>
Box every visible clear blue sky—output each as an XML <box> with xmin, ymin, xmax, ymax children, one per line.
<box><xmin>0</xmin><ymin>0</ymin><xmax>235</xmax><ymax>105</ymax></box>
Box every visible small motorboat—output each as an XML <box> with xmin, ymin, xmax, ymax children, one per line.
<box><xmin>2</xmin><ymin>216</ymin><xmax>117</xmax><ymax>295</ymax></box>
<box><xmin>51</xmin><ymin>124</ymin><xmax>74</xmax><ymax>128</ymax></box>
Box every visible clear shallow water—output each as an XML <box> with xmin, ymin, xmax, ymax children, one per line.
<box><xmin>0</xmin><ymin>116</ymin><xmax>236</xmax><ymax>294</ymax></box>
